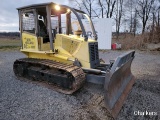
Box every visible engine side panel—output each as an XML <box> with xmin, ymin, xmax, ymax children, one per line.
<box><xmin>54</xmin><ymin>34</ymin><xmax>99</xmax><ymax>68</ymax></box>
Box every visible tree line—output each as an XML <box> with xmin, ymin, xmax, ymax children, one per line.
<box><xmin>70</xmin><ymin>0</ymin><xmax>160</xmax><ymax>40</ymax></box>
<box><xmin>0</xmin><ymin>32</ymin><xmax>20</xmax><ymax>37</ymax></box>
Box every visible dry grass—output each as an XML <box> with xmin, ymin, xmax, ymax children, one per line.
<box><xmin>113</xmin><ymin>26</ymin><xmax>160</xmax><ymax>50</ymax></box>
<box><xmin>112</xmin><ymin>33</ymin><xmax>150</xmax><ymax>50</ymax></box>
<box><xmin>0</xmin><ymin>37</ymin><xmax>21</xmax><ymax>51</ymax></box>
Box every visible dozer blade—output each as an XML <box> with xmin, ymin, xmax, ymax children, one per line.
<box><xmin>104</xmin><ymin>50</ymin><xmax>135</xmax><ymax>118</ymax></box>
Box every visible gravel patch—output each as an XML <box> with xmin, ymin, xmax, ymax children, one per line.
<box><xmin>0</xmin><ymin>50</ymin><xmax>160</xmax><ymax>120</ymax></box>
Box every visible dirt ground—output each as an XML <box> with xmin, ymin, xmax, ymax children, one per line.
<box><xmin>0</xmin><ymin>50</ymin><xmax>159</xmax><ymax>120</ymax></box>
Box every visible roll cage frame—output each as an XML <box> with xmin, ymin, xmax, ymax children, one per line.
<box><xmin>17</xmin><ymin>2</ymin><xmax>97</xmax><ymax>51</ymax></box>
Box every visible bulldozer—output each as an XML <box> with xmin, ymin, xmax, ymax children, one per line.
<box><xmin>14</xmin><ymin>2</ymin><xmax>135</xmax><ymax>118</ymax></box>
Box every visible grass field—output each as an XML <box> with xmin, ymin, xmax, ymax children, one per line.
<box><xmin>0</xmin><ymin>37</ymin><xmax>21</xmax><ymax>50</ymax></box>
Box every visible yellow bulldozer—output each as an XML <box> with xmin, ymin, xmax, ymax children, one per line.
<box><xmin>14</xmin><ymin>2</ymin><xmax>135</xmax><ymax>118</ymax></box>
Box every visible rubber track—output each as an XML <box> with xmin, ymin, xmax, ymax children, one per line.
<box><xmin>13</xmin><ymin>58</ymin><xmax>86</xmax><ymax>94</ymax></box>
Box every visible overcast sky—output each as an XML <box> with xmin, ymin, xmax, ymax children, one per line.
<box><xmin>0</xmin><ymin>0</ymin><xmax>69</xmax><ymax>32</ymax></box>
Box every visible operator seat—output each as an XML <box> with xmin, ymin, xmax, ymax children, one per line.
<box><xmin>38</xmin><ymin>19</ymin><xmax>49</xmax><ymax>43</ymax></box>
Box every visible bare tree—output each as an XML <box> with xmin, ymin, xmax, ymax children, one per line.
<box><xmin>69</xmin><ymin>0</ymin><xmax>82</xmax><ymax>10</ymax></box>
<box><xmin>70</xmin><ymin>0</ymin><xmax>99</xmax><ymax>18</ymax></box>
<box><xmin>148</xmin><ymin>0</ymin><xmax>160</xmax><ymax>42</ymax></box>
<box><xmin>115</xmin><ymin>0</ymin><xmax>124</xmax><ymax>39</ymax></box>
<box><xmin>154</xmin><ymin>0</ymin><xmax>160</xmax><ymax>26</ymax></box>
<box><xmin>106</xmin><ymin>0</ymin><xmax>116</xmax><ymax>18</ymax></box>
<box><xmin>82</xmin><ymin>0</ymin><xmax>92</xmax><ymax>17</ymax></box>
<box><xmin>84</xmin><ymin>0</ymin><xmax>100</xmax><ymax>18</ymax></box>
<box><xmin>124</xmin><ymin>0</ymin><xmax>136</xmax><ymax>33</ymax></box>
<box><xmin>97</xmin><ymin>0</ymin><xmax>104</xmax><ymax>18</ymax></box>
<box><xmin>151</xmin><ymin>1</ymin><xmax>160</xmax><ymax>27</ymax></box>
<box><xmin>71</xmin><ymin>0</ymin><xmax>116</xmax><ymax>18</ymax></box>
<box><xmin>157</xmin><ymin>8</ymin><xmax>160</xmax><ymax>27</ymax></box>
<box><xmin>133</xmin><ymin>9</ymin><xmax>139</xmax><ymax>36</ymax></box>
<box><xmin>124</xmin><ymin>0</ymin><xmax>139</xmax><ymax>35</ymax></box>
<box><xmin>136</xmin><ymin>0</ymin><xmax>155</xmax><ymax>33</ymax></box>
<box><xmin>97</xmin><ymin>0</ymin><xmax>116</xmax><ymax>18</ymax></box>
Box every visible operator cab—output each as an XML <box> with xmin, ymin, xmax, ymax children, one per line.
<box><xmin>17</xmin><ymin>2</ymin><xmax>97</xmax><ymax>51</ymax></box>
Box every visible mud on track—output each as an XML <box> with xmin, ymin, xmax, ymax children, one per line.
<box><xmin>0</xmin><ymin>50</ymin><xmax>160</xmax><ymax>120</ymax></box>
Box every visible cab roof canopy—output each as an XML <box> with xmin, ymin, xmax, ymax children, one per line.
<box><xmin>17</xmin><ymin>2</ymin><xmax>85</xmax><ymax>14</ymax></box>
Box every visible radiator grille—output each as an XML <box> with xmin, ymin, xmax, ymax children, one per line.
<box><xmin>89</xmin><ymin>42</ymin><xmax>99</xmax><ymax>68</ymax></box>
<box><xmin>90</xmin><ymin>45</ymin><xmax>95</xmax><ymax>61</ymax></box>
